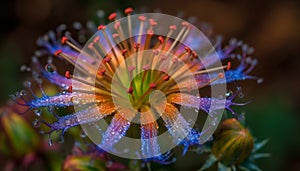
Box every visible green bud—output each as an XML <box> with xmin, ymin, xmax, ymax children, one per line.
<box><xmin>211</xmin><ymin>118</ymin><xmax>254</xmax><ymax>165</ymax></box>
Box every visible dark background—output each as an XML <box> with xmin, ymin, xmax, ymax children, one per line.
<box><xmin>0</xmin><ymin>0</ymin><xmax>300</xmax><ymax>170</ymax></box>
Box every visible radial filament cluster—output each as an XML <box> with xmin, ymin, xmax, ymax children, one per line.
<box><xmin>13</xmin><ymin>8</ymin><xmax>261</xmax><ymax>162</ymax></box>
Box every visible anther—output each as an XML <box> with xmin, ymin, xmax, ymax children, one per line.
<box><xmin>134</xmin><ymin>43</ymin><xmax>140</xmax><ymax>50</ymax></box>
<box><xmin>108</xmin><ymin>12</ymin><xmax>117</xmax><ymax>21</ymax></box>
<box><xmin>149</xmin><ymin>19</ymin><xmax>157</xmax><ymax>26</ymax></box>
<box><xmin>227</xmin><ymin>62</ymin><xmax>231</xmax><ymax>70</ymax></box>
<box><xmin>184</xmin><ymin>47</ymin><xmax>192</xmax><ymax>53</ymax></box>
<box><xmin>169</xmin><ymin>25</ymin><xmax>177</xmax><ymax>30</ymax></box>
<box><xmin>128</xmin><ymin>66</ymin><xmax>136</xmax><ymax>72</ymax></box>
<box><xmin>97</xmin><ymin>25</ymin><xmax>106</xmax><ymax>30</ymax></box>
<box><xmin>98</xmin><ymin>68</ymin><xmax>106</xmax><ymax>76</ymax></box>
<box><xmin>61</xmin><ymin>36</ymin><xmax>68</xmax><ymax>44</ymax></box>
<box><xmin>65</xmin><ymin>71</ymin><xmax>71</xmax><ymax>79</ymax></box>
<box><xmin>147</xmin><ymin>29</ymin><xmax>154</xmax><ymax>36</ymax></box>
<box><xmin>218</xmin><ymin>73</ymin><xmax>224</xmax><ymax>78</ymax></box>
<box><xmin>163</xmin><ymin>75</ymin><xmax>170</xmax><ymax>81</ymax></box>
<box><xmin>88</xmin><ymin>43</ymin><xmax>94</xmax><ymax>50</ymax></box>
<box><xmin>114</xmin><ymin>21</ymin><xmax>120</xmax><ymax>29</ymax></box>
<box><xmin>127</xmin><ymin>87</ymin><xmax>134</xmax><ymax>94</ymax></box>
<box><xmin>181</xmin><ymin>21</ymin><xmax>190</xmax><ymax>27</ymax></box>
<box><xmin>54</xmin><ymin>50</ymin><xmax>62</xmax><ymax>56</ymax></box>
<box><xmin>102</xmin><ymin>56</ymin><xmax>112</xmax><ymax>63</ymax></box>
<box><xmin>93</xmin><ymin>36</ymin><xmax>100</xmax><ymax>43</ymax></box>
<box><xmin>67</xmin><ymin>86</ymin><xmax>73</xmax><ymax>93</ymax></box>
<box><xmin>112</xmin><ymin>34</ymin><xmax>119</xmax><ymax>39</ymax></box>
<box><xmin>138</xmin><ymin>15</ymin><xmax>146</xmax><ymax>21</ymax></box>
<box><xmin>124</xmin><ymin>8</ymin><xmax>133</xmax><ymax>15</ymax></box>
<box><xmin>149</xmin><ymin>83</ymin><xmax>156</xmax><ymax>89</ymax></box>
<box><xmin>158</xmin><ymin>36</ymin><xmax>164</xmax><ymax>44</ymax></box>
<box><xmin>122</xmin><ymin>49</ymin><xmax>128</xmax><ymax>56</ymax></box>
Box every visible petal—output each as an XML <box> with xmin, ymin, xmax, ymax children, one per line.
<box><xmin>100</xmin><ymin>108</ymin><xmax>136</xmax><ymax>150</ymax></box>
<box><xmin>154</xmin><ymin>103</ymin><xmax>195</xmax><ymax>145</ymax></box>
<box><xmin>140</xmin><ymin>109</ymin><xmax>161</xmax><ymax>157</ymax></box>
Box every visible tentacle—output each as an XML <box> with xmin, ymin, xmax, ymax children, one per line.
<box><xmin>100</xmin><ymin>108</ymin><xmax>136</xmax><ymax>151</ymax></box>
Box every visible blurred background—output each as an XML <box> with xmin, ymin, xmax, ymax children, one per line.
<box><xmin>0</xmin><ymin>0</ymin><xmax>299</xmax><ymax>170</ymax></box>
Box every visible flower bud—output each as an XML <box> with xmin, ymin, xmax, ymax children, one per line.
<box><xmin>211</xmin><ymin>118</ymin><xmax>254</xmax><ymax>165</ymax></box>
<box><xmin>0</xmin><ymin>107</ymin><xmax>40</xmax><ymax>158</ymax></box>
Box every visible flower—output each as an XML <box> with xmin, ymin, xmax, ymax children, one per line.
<box><xmin>199</xmin><ymin>118</ymin><xmax>269</xmax><ymax>171</ymax></box>
<box><xmin>13</xmin><ymin>8</ymin><xmax>260</xmax><ymax>162</ymax></box>
<box><xmin>211</xmin><ymin>118</ymin><xmax>254</xmax><ymax>165</ymax></box>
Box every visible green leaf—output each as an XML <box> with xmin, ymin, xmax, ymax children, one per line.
<box><xmin>253</xmin><ymin>139</ymin><xmax>269</xmax><ymax>152</ymax></box>
<box><xmin>243</xmin><ymin>162</ymin><xmax>262</xmax><ymax>171</ymax></box>
<box><xmin>199</xmin><ymin>154</ymin><xmax>217</xmax><ymax>170</ymax></box>
<box><xmin>238</xmin><ymin>166</ymin><xmax>251</xmax><ymax>171</ymax></box>
<box><xmin>217</xmin><ymin>162</ymin><xmax>231</xmax><ymax>171</ymax></box>
<box><xmin>251</xmin><ymin>153</ymin><xmax>271</xmax><ymax>159</ymax></box>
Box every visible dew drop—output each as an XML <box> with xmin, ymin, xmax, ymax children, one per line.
<box><xmin>9</xmin><ymin>94</ymin><xmax>16</xmax><ymax>100</ymax></box>
<box><xmin>80</xmin><ymin>131</ymin><xmax>87</xmax><ymax>138</ymax></box>
<box><xmin>20</xmin><ymin>65</ymin><xmax>28</xmax><ymax>72</ymax></box>
<box><xmin>226</xmin><ymin>91</ymin><xmax>233</xmax><ymax>97</ymax></box>
<box><xmin>48</xmin><ymin>139</ymin><xmax>53</xmax><ymax>146</ymax></box>
<box><xmin>45</xmin><ymin>63</ymin><xmax>57</xmax><ymax>73</ymax></box>
<box><xmin>257</xmin><ymin>78</ymin><xmax>264</xmax><ymax>84</ymax></box>
<box><xmin>211</xmin><ymin>117</ymin><xmax>218</xmax><ymax>126</ymax></box>
<box><xmin>34</xmin><ymin>109</ymin><xmax>42</xmax><ymax>117</ymax></box>
<box><xmin>32</xmin><ymin>119</ymin><xmax>41</xmax><ymax>128</ymax></box>
<box><xmin>238</xmin><ymin>92</ymin><xmax>245</xmax><ymax>98</ymax></box>
<box><xmin>19</xmin><ymin>90</ymin><xmax>27</xmax><ymax>96</ymax></box>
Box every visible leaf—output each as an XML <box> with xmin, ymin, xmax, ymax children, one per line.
<box><xmin>242</xmin><ymin>162</ymin><xmax>262</xmax><ymax>171</ymax></box>
<box><xmin>253</xmin><ymin>139</ymin><xmax>269</xmax><ymax>152</ymax></box>
<box><xmin>251</xmin><ymin>153</ymin><xmax>271</xmax><ymax>159</ymax></box>
<box><xmin>199</xmin><ymin>154</ymin><xmax>217</xmax><ymax>170</ymax></box>
<box><xmin>217</xmin><ymin>162</ymin><xmax>231</xmax><ymax>171</ymax></box>
<box><xmin>238</xmin><ymin>166</ymin><xmax>251</xmax><ymax>171</ymax></box>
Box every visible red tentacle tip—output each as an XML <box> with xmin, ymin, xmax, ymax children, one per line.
<box><xmin>149</xmin><ymin>83</ymin><xmax>156</xmax><ymax>89</ymax></box>
<box><xmin>128</xmin><ymin>66</ymin><xmax>136</xmax><ymax>72</ymax></box>
<box><xmin>147</xmin><ymin>29</ymin><xmax>154</xmax><ymax>36</ymax></box>
<box><xmin>138</xmin><ymin>15</ymin><xmax>146</xmax><ymax>21</ymax></box>
<box><xmin>102</xmin><ymin>56</ymin><xmax>112</xmax><ymax>63</ymax></box>
<box><xmin>134</xmin><ymin>43</ymin><xmax>140</xmax><ymax>50</ymax></box>
<box><xmin>158</xmin><ymin>36</ymin><xmax>164</xmax><ymax>44</ymax></box>
<box><xmin>93</xmin><ymin>36</ymin><xmax>100</xmax><ymax>43</ymax></box>
<box><xmin>163</xmin><ymin>75</ymin><xmax>170</xmax><ymax>81</ymax></box>
<box><xmin>122</xmin><ymin>49</ymin><xmax>128</xmax><ymax>56</ymax></box>
<box><xmin>54</xmin><ymin>50</ymin><xmax>62</xmax><ymax>56</ymax></box>
<box><xmin>184</xmin><ymin>46</ymin><xmax>191</xmax><ymax>53</ymax></box>
<box><xmin>227</xmin><ymin>62</ymin><xmax>231</xmax><ymax>70</ymax></box>
<box><xmin>61</xmin><ymin>36</ymin><xmax>68</xmax><ymax>44</ymax></box>
<box><xmin>218</xmin><ymin>73</ymin><xmax>224</xmax><ymax>78</ymax></box>
<box><xmin>169</xmin><ymin>25</ymin><xmax>177</xmax><ymax>30</ymax></box>
<box><xmin>192</xmin><ymin>51</ymin><xmax>198</xmax><ymax>58</ymax></box>
<box><xmin>127</xmin><ymin>87</ymin><xmax>134</xmax><ymax>94</ymax></box>
<box><xmin>181</xmin><ymin>21</ymin><xmax>190</xmax><ymax>27</ymax></box>
<box><xmin>67</xmin><ymin>86</ymin><xmax>73</xmax><ymax>93</ymax></box>
<box><xmin>98</xmin><ymin>68</ymin><xmax>106</xmax><ymax>76</ymax></box>
<box><xmin>108</xmin><ymin>12</ymin><xmax>117</xmax><ymax>21</ymax></box>
<box><xmin>65</xmin><ymin>71</ymin><xmax>71</xmax><ymax>79</ymax></box>
<box><xmin>152</xmin><ymin>49</ymin><xmax>159</xmax><ymax>55</ymax></box>
<box><xmin>88</xmin><ymin>43</ymin><xmax>94</xmax><ymax>49</ymax></box>
<box><xmin>98</xmin><ymin>25</ymin><xmax>106</xmax><ymax>30</ymax></box>
<box><xmin>114</xmin><ymin>21</ymin><xmax>120</xmax><ymax>29</ymax></box>
<box><xmin>149</xmin><ymin>19</ymin><xmax>157</xmax><ymax>26</ymax></box>
<box><xmin>112</xmin><ymin>34</ymin><xmax>119</xmax><ymax>39</ymax></box>
<box><xmin>124</xmin><ymin>8</ymin><xmax>133</xmax><ymax>14</ymax></box>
